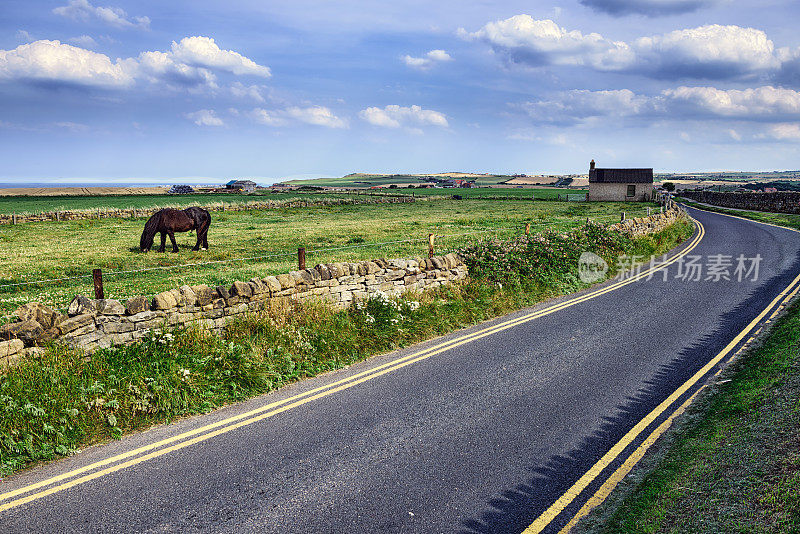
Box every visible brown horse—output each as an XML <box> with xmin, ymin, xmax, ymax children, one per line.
<box><xmin>140</xmin><ymin>207</ymin><xmax>211</xmax><ymax>253</ymax></box>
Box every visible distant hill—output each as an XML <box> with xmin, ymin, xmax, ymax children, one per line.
<box><xmin>284</xmin><ymin>172</ymin><xmax>520</xmax><ymax>188</ymax></box>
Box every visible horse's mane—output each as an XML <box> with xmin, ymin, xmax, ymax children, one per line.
<box><xmin>140</xmin><ymin>209</ymin><xmax>165</xmax><ymax>251</ymax></box>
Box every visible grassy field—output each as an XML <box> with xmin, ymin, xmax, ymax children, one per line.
<box><xmin>0</xmin><ymin>191</ymin><xmax>296</xmax><ymax>215</ymax></box>
<box><xmin>0</xmin><ymin>188</ymin><xmax>584</xmax><ymax>215</ymax></box>
<box><xmin>0</xmin><ymin>198</ymin><xmax>653</xmax><ymax>317</ymax></box>
<box><xmin>284</xmin><ymin>172</ymin><xmax>517</xmax><ymax>187</ymax></box>
<box><xmin>369</xmin><ymin>187</ymin><xmax>584</xmax><ymax>200</ymax></box>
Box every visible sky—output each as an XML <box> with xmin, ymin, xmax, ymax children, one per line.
<box><xmin>1</xmin><ymin>0</ymin><xmax>799</xmax><ymax>185</ymax></box>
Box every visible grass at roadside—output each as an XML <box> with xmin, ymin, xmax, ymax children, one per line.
<box><xmin>573</xmin><ymin>297</ymin><xmax>800</xmax><ymax>533</ymax></box>
<box><xmin>680</xmin><ymin>198</ymin><xmax>800</xmax><ymax>231</ymax></box>
<box><xmin>0</xmin><ymin>218</ymin><xmax>693</xmax><ymax>477</ymax></box>
<box><xmin>0</xmin><ymin>199</ymin><xmax>653</xmax><ymax>317</ymax></box>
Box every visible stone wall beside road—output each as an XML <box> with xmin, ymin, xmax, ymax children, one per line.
<box><xmin>681</xmin><ymin>190</ymin><xmax>800</xmax><ymax>214</ymax></box>
<box><xmin>1</xmin><ymin>254</ymin><xmax>466</xmax><ymax>368</ymax></box>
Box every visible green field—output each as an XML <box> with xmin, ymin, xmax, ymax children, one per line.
<box><xmin>0</xmin><ymin>191</ymin><xmax>292</xmax><ymax>215</ymax></box>
<box><xmin>285</xmin><ymin>172</ymin><xmax>518</xmax><ymax>187</ymax></box>
<box><xmin>0</xmin><ymin>188</ymin><xmax>583</xmax><ymax>215</ymax></box>
<box><xmin>0</xmin><ymin>198</ymin><xmax>654</xmax><ymax>317</ymax></box>
<box><xmin>354</xmin><ymin>187</ymin><xmax>584</xmax><ymax>200</ymax></box>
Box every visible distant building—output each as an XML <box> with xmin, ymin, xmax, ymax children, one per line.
<box><xmin>588</xmin><ymin>160</ymin><xmax>653</xmax><ymax>201</ymax></box>
<box><xmin>226</xmin><ymin>179</ymin><xmax>257</xmax><ymax>192</ymax></box>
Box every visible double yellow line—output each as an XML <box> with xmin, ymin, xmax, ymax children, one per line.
<box><xmin>0</xmin><ymin>220</ymin><xmax>705</xmax><ymax>514</ymax></box>
<box><xmin>525</xmin><ymin>206</ymin><xmax>800</xmax><ymax>534</ymax></box>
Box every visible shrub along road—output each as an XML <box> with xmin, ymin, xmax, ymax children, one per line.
<box><xmin>2</xmin><ymin>206</ymin><xmax>800</xmax><ymax>533</ymax></box>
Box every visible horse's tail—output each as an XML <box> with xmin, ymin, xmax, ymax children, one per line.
<box><xmin>140</xmin><ymin>210</ymin><xmax>162</xmax><ymax>251</ymax></box>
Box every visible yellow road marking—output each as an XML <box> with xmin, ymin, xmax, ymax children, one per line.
<box><xmin>556</xmin><ymin>275</ymin><xmax>800</xmax><ymax>533</ymax></box>
<box><xmin>0</xmin><ymin>220</ymin><xmax>705</xmax><ymax>512</ymax></box>
<box><xmin>523</xmin><ymin>268</ymin><xmax>800</xmax><ymax>534</ymax></box>
<box><xmin>557</xmin><ymin>386</ymin><xmax>706</xmax><ymax>534</ymax></box>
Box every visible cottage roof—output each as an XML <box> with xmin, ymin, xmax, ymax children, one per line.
<box><xmin>589</xmin><ymin>168</ymin><xmax>653</xmax><ymax>184</ymax></box>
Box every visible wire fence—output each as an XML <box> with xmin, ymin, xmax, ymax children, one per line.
<box><xmin>0</xmin><ymin>225</ymin><xmax>527</xmax><ymax>319</ymax></box>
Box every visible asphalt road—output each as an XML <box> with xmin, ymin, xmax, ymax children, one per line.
<box><xmin>3</xmin><ymin>205</ymin><xmax>800</xmax><ymax>534</ymax></box>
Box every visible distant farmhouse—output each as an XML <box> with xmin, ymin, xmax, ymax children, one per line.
<box><xmin>588</xmin><ymin>160</ymin><xmax>653</xmax><ymax>201</ymax></box>
<box><xmin>226</xmin><ymin>179</ymin><xmax>257</xmax><ymax>193</ymax></box>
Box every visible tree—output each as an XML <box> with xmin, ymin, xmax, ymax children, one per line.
<box><xmin>662</xmin><ymin>182</ymin><xmax>675</xmax><ymax>192</ymax></box>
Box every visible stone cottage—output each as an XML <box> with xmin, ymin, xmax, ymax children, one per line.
<box><xmin>588</xmin><ymin>160</ymin><xmax>653</xmax><ymax>201</ymax></box>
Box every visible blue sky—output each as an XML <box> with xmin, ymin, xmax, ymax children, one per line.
<box><xmin>1</xmin><ymin>0</ymin><xmax>799</xmax><ymax>184</ymax></box>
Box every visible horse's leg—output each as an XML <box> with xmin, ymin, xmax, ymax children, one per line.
<box><xmin>192</xmin><ymin>229</ymin><xmax>201</xmax><ymax>251</ymax></box>
<box><xmin>168</xmin><ymin>231</ymin><xmax>179</xmax><ymax>253</ymax></box>
<box><xmin>158</xmin><ymin>232</ymin><xmax>166</xmax><ymax>253</ymax></box>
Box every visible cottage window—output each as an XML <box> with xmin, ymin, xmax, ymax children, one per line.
<box><xmin>626</xmin><ymin>185</ymin><xmax>636</xmax><ymax>197</ymax></box>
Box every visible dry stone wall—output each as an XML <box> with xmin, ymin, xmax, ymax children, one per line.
<box><xmin>607</xmin><ymin>203</ymin><xmax>684</xmax><ymax>236</ymax></box>
<box><xmin>0</xmin><ymin>195</ymin><xmax>417</xmax><ymax>225</ymax></box>
<box><xmin>680</xmin><ymin>190</ymin><xmax>800</xmax><ymax>214</ymax></box>
<box><xmin>1</xmin><ymin>254</ymin><xmax>467</xmax><ymax>368</ymax></box>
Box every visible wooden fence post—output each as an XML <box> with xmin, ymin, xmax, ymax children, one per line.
<box><xmin>647</xmin><ymin>207</ymin><xmax>651</xmax><ymax>216</ymax></box>
<box><xmin>298</xmin><ymin>247</ymin><xmax>306</xmax><ymax>270</ymax></box>
<box><xmin>525</xmin><ymin>223</ymin><xmax>530</xmax><ymax>235</ymax></box>
<box><xmin>621</xmin><ymin>212</ymin><xmax>626</xmax><ymax>221</ymax></box>
<box><xmin>12</xmin><ymin>211</ymin><xmax>16</xmax><ymax>225</ymax></box>
<box><xmin>93</xmin><ymin>269</ymin><xmax>104</xmax><ymax>300</ymax></box>
<box><xmin>428</xmin><ymin>233</ymin><xmax>435</xmax><ymax>258</ymax></box>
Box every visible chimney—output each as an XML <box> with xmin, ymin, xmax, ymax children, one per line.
<box><xmin>590</xmin><ymin>159</ymin><xmax>596</xmax><ymax>170</ymax></box>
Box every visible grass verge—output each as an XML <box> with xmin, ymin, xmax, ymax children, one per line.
<box><xmin>573</xmin><ymin>297</ymin><xmax>800</xmax><ymax>533</ymax></box>
<box><xmin>0</xmin><ymin>219</ymin><xmax>693</xmax><ymax>477</ymax></box>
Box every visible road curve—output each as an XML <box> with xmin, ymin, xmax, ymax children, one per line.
<box><xmin>3</xmin><ymin>206</ymin><xmax>800</xmax><ymax>534</ymax></box>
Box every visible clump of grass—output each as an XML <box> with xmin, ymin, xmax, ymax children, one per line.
<box><xmin>578</xmin><ymin>298</ymin><xmax>800</xmax><ymax>533</ymax></box>
<box><xmin>0</xmin><ymin>220</ymin><xmax>693</xmax><ymax>476</ymax></box>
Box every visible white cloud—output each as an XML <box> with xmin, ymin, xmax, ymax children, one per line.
<box><xmin>251</xmin><ymin>108</ymin><xmax>287</xmax><ymax>126</ymax></box>
<box><xmin>359</xmin><ymin>104</ymin><xmax>449</xmax><ymax>130</ymax></box>
<box><xmin>53</xmin><ymin>0</ymin><xmax>150</xmax><ymax>30</ymax></box>
<box><xmin>185</xmin><ymin>109</ymin><xmax>224</xmax><ymax>127</ymax></box>
<box><xmin>250</xmin><ymin>106</ymin><xmax>347</xmax><ymax>128</ymax></box>
<box><xmin>517</xmin><ymin>86</ymin><xmax>800</xmax><ymax>129</ymax></box>
<box><xmin>769</xmin><ymin>123</ymin><xmax>800</xmax><ymax>140</ymax></box>
<box><xmin>519</xmin><ymin>89</ymin><xmax>657</xmax><ymax>125</ymax></box>
<box><xmin>663</xmin><ymin>86</ymin><xmax>800</xmax><ymax>118</ymax></box>
<box><xmin>68</xmin><ymin>35</ymin><xmax>97</xmax><ymax>48</ymax></box>
<box><xmin>134</xmin><ymin>50</ymin><xmax>217</xmax><ymax>89</ymax></box>
<box><xmin>0</xmin><ymin>38</ymin><xmax>269</xmax><ymax>91</ymax></box>
<box><xmin>285</xmin><ymin>106</ymin><xmax>347</xmax><ymax>128</ymax></box>
<box><xmin>231</xmin><ymin>81</ymin><xmax>265</xmax><ymax>102</ymax></box>
<box><xmin>54</xmin><ymin>121</ymin><xmax>90</xmax><ymax>132</ymax></box>
<box><xmin>461</xmin><ymin>15</ymin><xmax>634</xmax><ymax>71</ymax></box>
<box><xmin>16</xmin><ymin>30</ymin><xmax>32</xmax><ymax>42</ymax></box>
<box><xmin>632</xmin><ymin>25</ymin><xmax>779</xmax><ymax>78</ymax></box>
<box><xmin>401</xmin><ymin>49</ymin><xmax>453</xmax><ymax>69</ymax></box>
<box><xmin>464</xmin><ymin>16</ymin><xmax>781</xmax><ymax>79</ymax></box>
<box><xmin>0</xmin><ymin>40</ymin><xmax>134</xmax><ymax>87</ymax></box>
<box><xmin>170</xmin><ymin>37</ymin><xmax>270</xmax><ymax>77</ymax></box>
